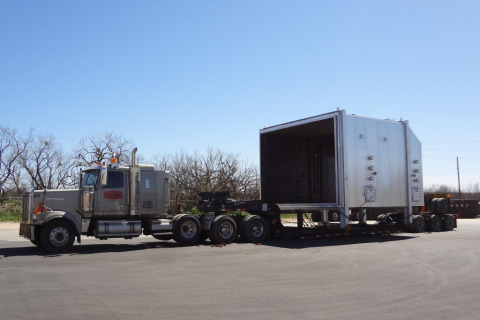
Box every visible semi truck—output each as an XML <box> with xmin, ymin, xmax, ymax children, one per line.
<box><xmin>19</xmin><ymin>110</ymin><xmax>456</xmax><ymax>252</ymax></box>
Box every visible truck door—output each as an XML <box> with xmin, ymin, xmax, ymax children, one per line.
<box><xmin>97</xmin><ymin>170</ymin><xmax>127</xmax><ymax>216</ymax></box>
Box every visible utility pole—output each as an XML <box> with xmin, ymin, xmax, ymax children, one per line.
<box><xmin>457</xmin><ymin>156</ymin><xmax>462</xmax><ymax>199</ymax></box>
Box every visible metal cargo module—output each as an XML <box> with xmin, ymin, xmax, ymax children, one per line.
<box><xmin>260</xmin><ymin>109</ymin><xmax>424</xmax><ymax>228</ymax></box>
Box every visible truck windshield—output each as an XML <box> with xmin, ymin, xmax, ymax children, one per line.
<box><xmin>81</xmin><ymin>170</ymin><xmax>100</xmax><ymax>187</ymax></box>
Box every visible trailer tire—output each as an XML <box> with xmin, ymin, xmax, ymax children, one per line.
<box><xmin>41</xmin><ymin>219</ymin><xmax>75</xmax><ymax>253</ymax></box>
<box><xmin>442</xmin><ymin>214</ymin><xmax>456</xmax><ymax>231</ymax></box>
<box><xmin>430</xmin><ymin>198</ymin><xmax>438</xmax><ymax>213</ymax></box>
<box><xmin>240</xmin><ymin>215</ymin><xmax>269</xmax><ymax>243</ymax></box>
<box><xmin>209</xmin><ymin>215</ymin><xmax>237</xmax><ymax>244</ymax></box>
<box><xmin>328</xmin><ymin>210</ymin><xmax>340</xmax><ymax>221</ymax></box>
<box><xmin>435</xmin><ymin>198</ymin><xmax>449</xmax><ymax>215</ymax></box>
<box><xmin>173</xmin><ymin>214</ymin><xmax>201</xmax><ymax>245</ymax></box>
<box><xmin>426</xmin><ymin>214</ymin><xmax>442</xmax><ymax>232</ymax></box>
<box><xmin>411</xmin><ymin>215</ymin><xmax>425</xmax><ymax>233</ymax></box>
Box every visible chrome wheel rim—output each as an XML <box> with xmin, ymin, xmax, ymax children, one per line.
<box><xmin>49</xmin><ymin>227</ymin><xmax>69</xmax><ymax>247</ymax></box>
<box><xmin>219</xmin><ymin>222</ymin><xmax>234</xmax><ymax>240</ymax></box>
<box><xmin>180</xmin><ymin>220</ymin><xmax>197</xmax><ymax>239</ymax></box>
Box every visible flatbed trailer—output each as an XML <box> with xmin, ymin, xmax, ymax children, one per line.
<box><xmin>195</xmin><ymin>190</ymin><xmax>456</xmax><ymax>243</ymax></box>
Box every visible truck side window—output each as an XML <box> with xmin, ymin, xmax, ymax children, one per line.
<box><xmin>81</xmin><ymin>170</ymin><xmax>99</xmax><ymax>187</ymax></box>
<box><xmin>106</xmin><ymin>171</ymin><xmax>124</xmax><ymax>188</ymax></box>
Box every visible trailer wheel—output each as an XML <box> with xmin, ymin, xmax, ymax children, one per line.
<box><xmin>41</xmin><ymin>220</ymin><xmax>75</xmax><ymax>253</ymax></box>
<box><xmin>209</xmin><ymin>215</ymin><xmax>237</xmax><ymax>244</ymax></box>
<box><xmin>328</xmin><ymin>210</ymin><xmax>340</xmax><ymax>221</ymax></box>
<box><xmin>240</xmin><ymin>215</ymin><xmax>269</xmax><ymax>243</ymax></box>
<box><xmin>442</xmin><ymin>214</ymin><xmax>456</xmax><ymax>231</ymax></box>
<box><xmin>411</xmin><ymin>215</ymin><xmax>425</xmax><ymax>233</ymax></box>
<box><xmin>426</xmin><ymin>215</ymin><xmax>442</xmax><ymax>232</ymax></box>
<box><xmin>173</xmin><ymin>215</ymin><xmax>201</xmax><ymax>245</ymax></box>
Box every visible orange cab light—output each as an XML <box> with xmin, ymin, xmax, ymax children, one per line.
<box><xmin>34</xmin><ymin>202</ymin><xmax>45</xmax><ymax>215</ymax></box>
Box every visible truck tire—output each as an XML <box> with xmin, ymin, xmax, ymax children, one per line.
<box><xmin>442</xmin><ymin>214</ymin><xmax>456</xmax><ymax>231</ymax></box>
<box><xmin>173</xmin><ymin>214</ymin><xmax>201</xmax><ymax>245</ymax></box>
<box><xmin>209</xmin><ymin>215</ymin><xmax>237</xmax><ymax>244</ymax></box>
<box><xmin>240</xmin><ymin>215</ymin><xmax>269</xmax><ymax>243</ymax></box>
<box><xmin>435</xmin><ymin>198</ymin><xmax>449</xmax><ymax>215</ymax></box>
<box><xmin>30</xmin><ymin>226</ymin><xmax>44</xmax><ymax>248</ymax></box>
<box><xmin>153</xmin><ymin>234</ymin><xmax>173</xmax><ymax>241</ymax></box>
<box><xmin>426</xmin><ymin>214</ymin><xmax>442</xmax><ymax>232</ymax></box>
<box><xmin>411</xmin><ymin>215</ymin><xmax>425</xmax><ymax>233</ymax></box>
<box><xmin>41</xmin><ymin>220</ymin><xmax>75</xmax><ymax>253</ymax></box>
<box><xmin>430</xmin><ymin>198</ymin><xmax>438</xmax><ymax>213</ymax></box>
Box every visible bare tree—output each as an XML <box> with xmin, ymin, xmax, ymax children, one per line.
<box><xmin>18</xmin><ymin>131</ymin><xmax>76</xmax><ymax>190</ymax></box>
<box><xmin>74</xmin><ymin>131</ymin><xmax>134</xmax><ymax>167</ymax></box>
<box><xmin>152</xmin><ymin>148</ymin><xmax>259</xmax><ymax>206</ymax></box>
<box><xmin>0</xmin><ymin>126</ymin><xmax>26</xmax><ymax>194</ymax></box>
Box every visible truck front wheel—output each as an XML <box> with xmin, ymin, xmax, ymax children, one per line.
<box><xmin>41</xmin><ymin>220</ymin><xmax>75</xmax><ymax>253</ymax></box>
<box><xmin>173</xmin><ymin>214</ymin><xmax>201</xmax><ymax>245</ymax></box>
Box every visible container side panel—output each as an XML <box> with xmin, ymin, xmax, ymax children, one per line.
<box><xmin>346</xmin><ymin>116</ymin><xmax>409</xmax><ymax>208</ymax></box>
<box><xmin>408</xmin><ymin>128</ymin><xmax>424</xmax><ymax>206</ymax></box>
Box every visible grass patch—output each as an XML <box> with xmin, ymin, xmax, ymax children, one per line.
<box><xmin>0</xmin><ymin>198</ymin><xmax>22</xmax><ymax>222</ymax></box>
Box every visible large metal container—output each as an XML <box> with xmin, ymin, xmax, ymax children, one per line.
<box><xmin>450</xmin><ymin>199</ymin><xmax>479</xmax><ymax>218</ymax></box>
<box><xmin>260</xmin><ymin>110</ymin><xmax>424</xmax><ymax>226</ymax></box>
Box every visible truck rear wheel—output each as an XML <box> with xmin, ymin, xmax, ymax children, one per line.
<box><xmin>442</xmin><ymin>214</ymin><xmax>456</xmax><ymax>231</ymax></box>
<box><xmin>426</xmin><ymin>215</ymin><xmax>442</xmax><ymax>232</ymax></box>
<box><xmin>173</xmin><ymin>214</ymin><xmax>201</xmax><ymax>245</ymax></box>
<box><xmin>411</xmin><ymin>215</ymin><xmax>425</xmax><ymax>233</ymax></box>
<box><xmin>240</xmin><ymin>215</ymin><xmax>268</xmax><ymax>243</ymax></box>
<box><xmin>209</xmin><ymin>215</ymin><xmax>237</xmax><ymax>244</ymax></box>
<box><xmin>41</xmin><ymin>220</ymin><xmax>75</xmax><ymax>253</ymax></box>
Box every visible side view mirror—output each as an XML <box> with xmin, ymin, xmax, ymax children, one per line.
<box><xmin>101</xmin><ymin>169</ymin><xmax>108</xmax><ymax>187</ymax></box>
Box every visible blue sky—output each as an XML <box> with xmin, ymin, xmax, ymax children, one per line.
<box><xmin>1</xmin><ymin>1</ymin><xmax>479</xmax><ymax>189</ymax></box>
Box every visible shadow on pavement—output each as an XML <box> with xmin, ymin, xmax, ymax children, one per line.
<box><xmin>0</xmin><ymin>240</ymin><xmax>182</xmax><ymax>258</ymax></box>
<box><xmin>261</xmin><ymin>233</ymin><xmax>417</xmax><ymax>249</ymax></box>
<box><xmin>1</xmin><ymin>233</ymin><xmax>418</xmax><ymax>258</ymax></box>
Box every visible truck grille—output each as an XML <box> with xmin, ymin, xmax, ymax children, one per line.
<box><xmin>22</xmin><ymin>193</ymin><xmax>31</xmax><ymax>221</ymax></box>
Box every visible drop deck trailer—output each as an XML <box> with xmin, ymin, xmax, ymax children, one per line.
<box><xmin>19</xmin><ymin>110</ymin><xmax>456</xmax><ymax>252</ymax></box>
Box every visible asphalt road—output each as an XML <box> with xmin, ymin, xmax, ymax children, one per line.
<box><xmin>1</xmin><ymin>220</ymin><xmax>480</xmax><ymax>320</ymax></box>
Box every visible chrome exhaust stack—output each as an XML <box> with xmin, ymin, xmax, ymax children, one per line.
<box><xmin>129</xmin><ymin>147</ymin><xmax>139</xmax><ymax>215</ymax></box>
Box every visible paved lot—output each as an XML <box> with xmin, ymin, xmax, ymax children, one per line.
<box><xmin>1</xmin><ymin>220</ymin><xmax>480</xmax><ymax>320</ymax></box>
